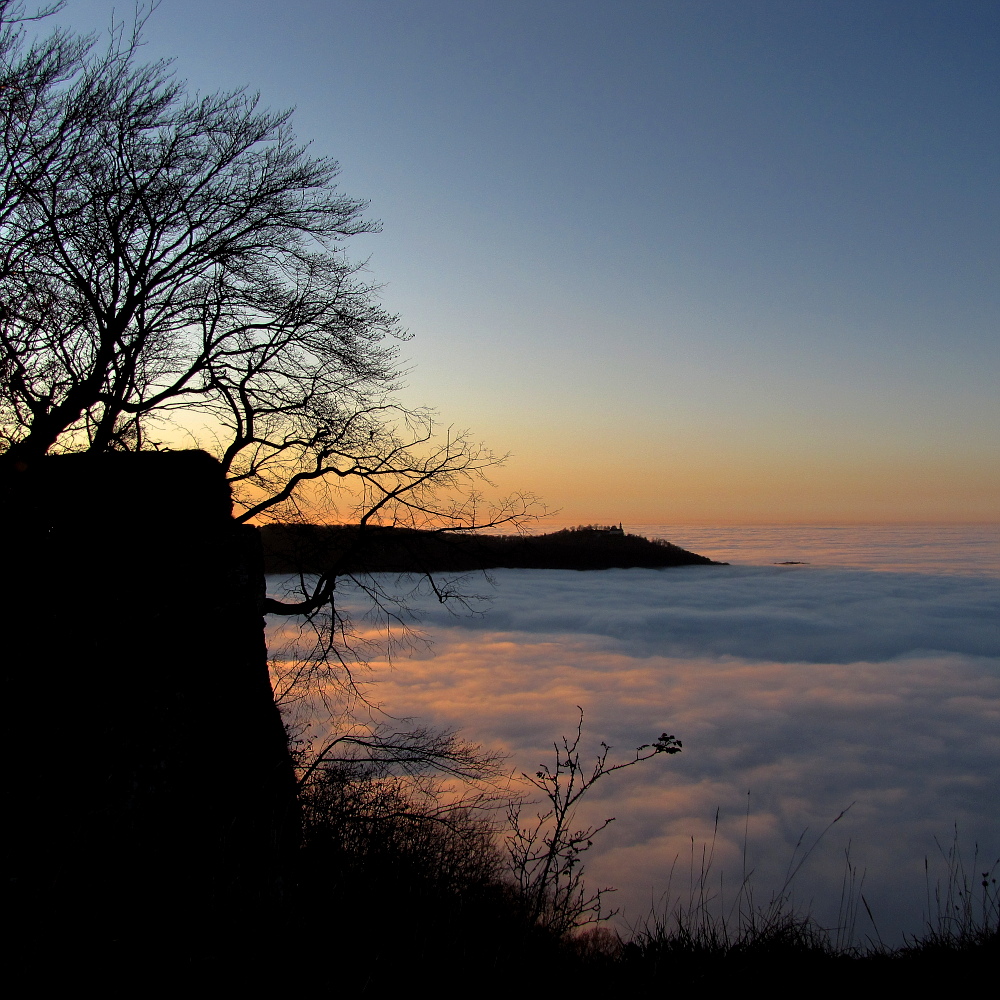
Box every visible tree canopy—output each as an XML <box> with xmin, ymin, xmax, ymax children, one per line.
<box><xmin>0</xmin><ymin>1</ymin><xmax>528</xmax><ymax>529</ymax></box>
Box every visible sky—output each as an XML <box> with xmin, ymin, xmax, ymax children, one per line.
<box><xmin>45</xmin><ymin>1</ymin><xmax>999</xmax><ymax>523</ymax></box>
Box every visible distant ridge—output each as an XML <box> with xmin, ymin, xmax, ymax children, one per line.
<box><xmin>261</xmin><ymin>523</ymin><xmax>724</xmax><ymax>574</ymax></box>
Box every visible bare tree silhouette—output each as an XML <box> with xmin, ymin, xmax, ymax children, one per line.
<box><xmin>0</xmin><ymin>1</ymin><xmax>537</xmax><ymax>785</ymax></box>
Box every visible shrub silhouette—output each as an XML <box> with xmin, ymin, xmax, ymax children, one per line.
<box><xmin>294</xmin><ymin>761</ymin><xmax>559</xmax><ymax>983</ymax></box>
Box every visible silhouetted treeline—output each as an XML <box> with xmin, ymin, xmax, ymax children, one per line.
<box><xmin>261</xmin><ymin>523</ymin><xmax>723</xmax><ymax>574</ymax></box>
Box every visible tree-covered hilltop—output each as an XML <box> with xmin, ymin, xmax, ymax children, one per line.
<box><xmin>260</xmin><ymin>523</ymin><xmax>724</xmax><ymax>574</ymax></box>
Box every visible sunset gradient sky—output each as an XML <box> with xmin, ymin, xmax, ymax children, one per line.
<box><xmin>50</xmin><ymin>1</ymin><xmax>999</xmax><ymax>522</ymax></box>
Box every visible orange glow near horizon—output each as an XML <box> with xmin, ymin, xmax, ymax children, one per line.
<box><xmin>158</xmin><ymin>412</ymin><xmax>999</xmax><ymax>527</ymax></box>
<box><xmin>480</xmin><ymin>448</ymin><xmax>1000</xmax><ymax>526</ymax></box>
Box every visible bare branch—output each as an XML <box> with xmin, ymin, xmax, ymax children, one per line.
<box><xmin>506</xmin><ymin>708</ymin><xmax>681</xmax><ymax>935</ymax></box>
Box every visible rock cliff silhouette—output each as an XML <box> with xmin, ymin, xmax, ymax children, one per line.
<box><xmin>2</xmin><ymin>451</ymin><xmax>297</xmax><ymax>977</ymax></box>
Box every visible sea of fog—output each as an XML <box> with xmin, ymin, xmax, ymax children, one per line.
<box><xmin>267</xmin><ymin>523</ymin><xmax>1000</xmax><ymax>944</ymax></box>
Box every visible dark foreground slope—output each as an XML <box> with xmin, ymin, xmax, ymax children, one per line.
<box><xmin>261</xmin><ymin>523</ymin><xmax>722</xmax><ymax>574</ymax></box>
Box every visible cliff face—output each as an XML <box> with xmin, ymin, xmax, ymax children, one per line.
<box><xmin>2</xmin><ymin>451</ymin><xmax>297</xmax><ymax>972</ymax></box>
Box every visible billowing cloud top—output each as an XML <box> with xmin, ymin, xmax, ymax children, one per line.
<box><xmin>269</xmin><ymin>534</ymin><xmax>999</xmax><ymax>945</ymax></box>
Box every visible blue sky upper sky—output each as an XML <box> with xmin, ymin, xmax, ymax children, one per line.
<box><xmin>46</xmin><ymin>1</ymin><xmax>999</xmax><ymax>521</ymax></box>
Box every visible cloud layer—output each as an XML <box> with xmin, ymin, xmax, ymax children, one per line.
<box><xmin>271</xmin><ymin>564</ymin><xmax>1000</xmax><ymax>942</ymax></box>
<box><xmin>403</xmin><ymin>565</ymin><xmax>1000</xmax><ymax>662</ymax></box>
